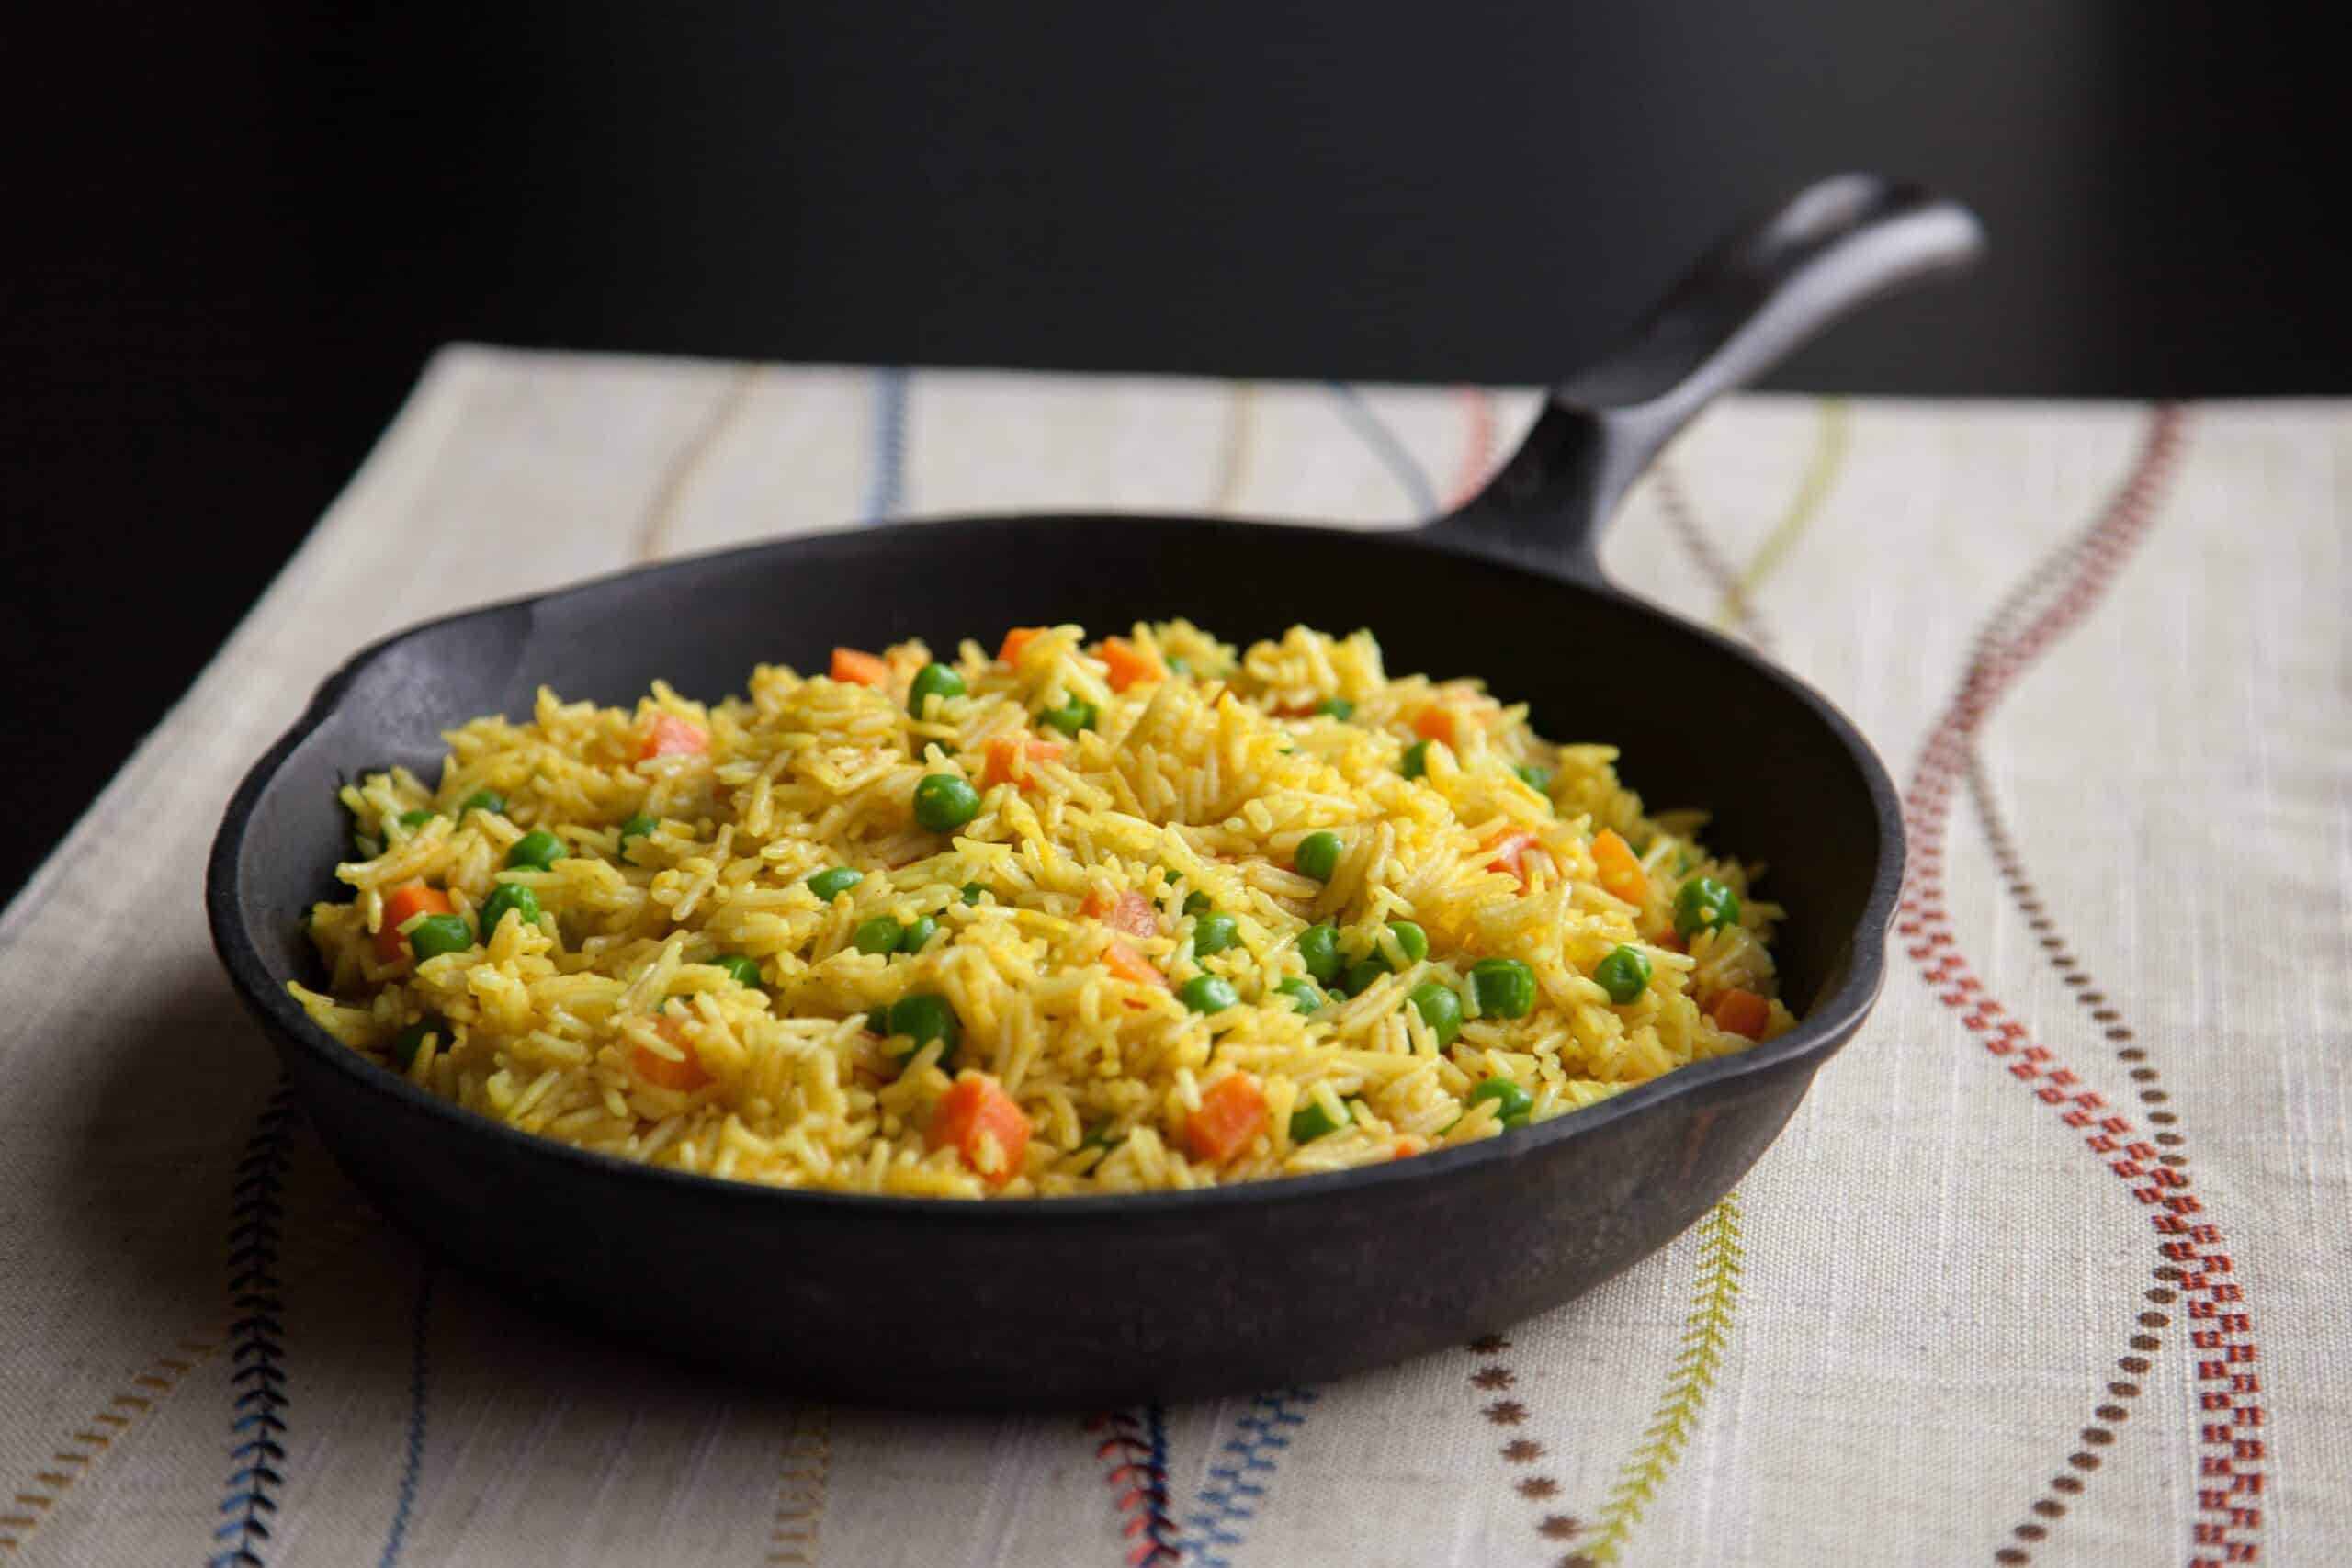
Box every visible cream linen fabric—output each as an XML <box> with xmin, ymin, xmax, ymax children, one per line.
<box><xmin>0</xmin><ymin>349</ymin><xmax>2343</xmax><ymax>1568</ymax></box>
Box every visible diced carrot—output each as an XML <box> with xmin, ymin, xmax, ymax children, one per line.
<box><xmin>636</xmin><ymin>713</ymin><xmax>708</xmax><ymax>761</ymax></box>
<box><xmin>1098</xmin><ymin>637</ymin><xmax>1164</xmax><ymax>693</ymax></box>
<box><xmin>374</xmin><ymin>883</ymin><xmax>455</xmax><ymax>963</ymax></box>
<box><xmin>1486</xmin><ymin>829</ymin><xmax>1539</xmax><ymax>886</ymax></box>
<box><xmin>830</xmin><ymin>647</ymin><xmax>890</xmax><ymax>686</ymax></box>
<box><xmin>1394</xmin><ymin>1137</ymin><xmax>1423</xmax><ymax>1160</ymax></box>
<box><xmin>1413</xmin><ymin>706</ymin><xmax>1457</xmax><ymax>744</ymax></box>
<box><xmin>1708</xmin><ymin>987</ymin><xmax>1771</xmax><ymax>1039</ymax></box>
<box><xmin>928</xmin><ymin>1073</ymin><xmax>1032</xmax><ymax>1187</ymax></box>
<box><xmin>980</xmin><ymin>737</ymin><xmax>1023</xmax><ymax>789</ymax></box>
<box><xmin>979</xmin><ymin>735</ymin><xmax>1065</xmax><ymax>789</ymax></box>
<box><xmin>1592</xmin><ymin>829</ymin><xmax>1648</xmax><ymax>907</ymax></box>
<box><xmin>1080</xmin><ymin>888</ymin><xmax>1159</xmax><ymax>940</ymax></box>
<box><xmin>1654</xmin><ymin>928</ymin><xmax>1687</xmax><ymax>954</ymax></box>
<box><xmin>1101</xmin><ymin>940</ymin><xmax>1168</xmax><ymax>990</ymax></box>
<box><xmin>1184</xmin><ymin>1075</ymin><xmax>1268</xmax><ymax>1165</ymax></box>
<box><xmin>999</xmin><ymin>626</ymin><xmax>1047</xmax><ymax>664</ymax></box>
<box><xmin>632</xmin><ymin>1013</ymin><xmax>712</xmax><ymax>1091</ymax></box>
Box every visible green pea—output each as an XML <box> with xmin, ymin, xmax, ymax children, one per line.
<box><xmin>1038</xmin><ymin>698</ymin><xmax>1097</xmax><ymax>737</ymax></box>
<box><xmin>1514</xmin><ymin>764</ymin><xmax>1552</xmax><ymax>795</ymax></box>
<box><xmin>390</xmin><ymin>1020</ymin><xmax>442</xmax><ymax>1070</ymax></box>
<box><xmin>617</xmin><ymin>812</ymin><xmax>659</xmax><ymax>852</ymax></box>
<box><xmin>887</xmin><ymin>993</ymin><xmax>960</xmax><ymax>1066</ymax></box>
<box><xmin>395</xmin><ymin>808</ymin><xmax>437</xmax><ymax>832</ymax></box>
<box><xmin>1276</xmin><ymin>976</ymin><xmax>1327</xmax><ymax>1014</ymax></box>
<box><xmin>908</xmin><ymin>662</ymin><xmax>967</xmax><ymax>716</ymax></box>
<box><xmin>406</xmin><ymin>912</ymin><xmax>474</xmax><ymax>962</ymax></box>
<box><xmin>1179</xmin><ymin>975</ymin><xmax>1239</xmax><ymax>1014</ymax></box>
<box><xmin>1288</xmin><ymin>1096</ymin><xmax>1349</xmax><ymax>1143</ymax></box>
<box><xmin>1408</xmin><ymin>981</ymin><xmax>1464</xmax><ymax>1046</ymax></box>
<box><xmin>506</xmin><ymin>829</ymin><xmax>568</xmax><ymax>871</ymax></box>
<box><xmin>911</xmin><ymin>773</ymin><xmax>980</xmax><ymax>832</ymax></box>
<box><xmin>1342</xmin><ymin>959</ymin><xmax>1387</xmax><ymax>998</ymax></box>
<box><xmin>1166</xmin><ymin>657</ymin><xmax>1193</xmax><ymax>677</ymax></box>
<box><xmin>1385</xmin><ymin>920</ymin><xmax>1430</xmax><ymax>965</ymax></box>
<box><xmin>478</xmin><ymin>882</ymin><xmax>540</xmax><ymax>937</ymax></box>
<box><xmin>854</xmin><ymin>916</ymin><xmax>906</xmax><ymax>956</ymax></box>
<box><xmin>1673</xmin><ymin>875</ymin><xmax>1741</xmax><ymax>940</ymax></box>
<box><xmin>1182</xmin><ymin>889</ymin><xmax>1213</xmax><ymax>917</ymax></box>
<box><xmin>1294</xmin><ymin>831</ymin><xmax>1343</xmax><ymax>883</ymax></box>
<box><xmin>1469</xmin><ymin>957</ymin><xmax>1537</xmax><ymax>1019</ymax></box>
<box><xmin>1297</xmin><ymin>922</ymin><xmax>1342</xmax><ymax>984</ymax></box>
<box><xmin>1401</xmin><ymin>739</ymin><xmax>1431</xmax><ymax>780</ymax></box>
<box><xmin>1468</xmin><ymin>1076</ymin><xmax>1534</xmax><ymax>1127</ymax></box>
<box><xmin>1315</xmin><ymin>697</ymin><xmax>1354</xmax><ymax>720</ymax></box>
<box><xmin>1593</xmin><ymin>944</ymin><xmax>1653</xmax><ymax>1005</ymax></box>
<box><xmin>458</xmin><ymin>789</ymin><xmax>508</xmax><ymax>818</ymax></box>
<box><xmin>1193</xmin><ymin>911</ymin><xmax>1240</xmax><ymax>958</ymax></box>
<box><xmin>900</xmin><ymin>916</ymin><xmax>938</xmax><ymax>953</ymax></box>
<box><xmin>865</xmin><ymin>1005</ymin><xmax>890</xmax><ymax>1034</ymax></box>
<box><xmin>960</xmin><ymin>881</ymin><xmax>986</xmax><ymax>906</ymax></box>
<box><xmin>713</xmin><ymin>954</ymin><xmax>763</xmax><ymax>988</ymax></box>
<box><xmin>808</xmin><ymin>866</ymin><xmax>862</xmax><ymax>901</ymax></box>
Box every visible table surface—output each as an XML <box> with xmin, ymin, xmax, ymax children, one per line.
<box><xmin>2</xmin><ymin>350</ymin><xmax>2344</xmax><ymax>1568</ymax></box>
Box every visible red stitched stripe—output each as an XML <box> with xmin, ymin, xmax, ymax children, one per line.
<box><xmin>1442</xmin><ymin>386</ymin><xmax>1498</xmax><ymax>511</ymax></box>
<box><xmin>1084</xmin><ymin>1410</ymin><xmax>1178</xmax><ymax>1564</ymax></box>
<box><xmin>1897</xmin><ymin>408</ymin><xmax>2265</xmax><ymax>1568</ymax></box>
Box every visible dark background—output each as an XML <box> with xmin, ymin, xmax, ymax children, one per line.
<box><xmin>5</xmin><ymin>4</ymin><xmax>2343</xmax><ymax>903</ymax></box>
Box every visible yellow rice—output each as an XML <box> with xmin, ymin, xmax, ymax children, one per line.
<box><xmin>293</xmin><ymin>621</ymin><xmax>1791</xmax><ymax>1199</ymax></box>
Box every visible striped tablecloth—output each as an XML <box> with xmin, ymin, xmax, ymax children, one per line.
<box><xmin>2</xmin><ymin>349</ymin><xmax>2345</xmax><ymax>1567</ymax></box>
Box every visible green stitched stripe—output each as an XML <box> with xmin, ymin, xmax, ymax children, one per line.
<box><xmin>1579</xmin><ymin>1194</ymin><xmax>1745</xmax><ymax>1563</ymax></box>
<box><xmin>1713</xmin><ymin>398</ymin><xmax>1851</xmax><ymax>632</ymax></box>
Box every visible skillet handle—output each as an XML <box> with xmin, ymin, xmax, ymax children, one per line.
<box><xmin>1424</xmin><ymin>173</ymin><xmax>1984</xmax><ymax>581</ymax></box>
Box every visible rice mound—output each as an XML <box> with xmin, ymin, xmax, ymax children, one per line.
<box><xmin>293</xmin><ymin>621</ymin><xmax>1790</xmax><ymax>1199</ymax></box>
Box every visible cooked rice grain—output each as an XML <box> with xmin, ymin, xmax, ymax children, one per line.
<box><xmin>294</xmin><ymin>622</ymin><xmax>1791</xmax><ymax>1198</ymax></box>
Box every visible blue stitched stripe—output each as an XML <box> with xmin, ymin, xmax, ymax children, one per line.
<box><xmin>209</xmin><ymin>1080</ymin><xmax>298</xmax><ymax>1568</ymax></box>
<box><xmin>865</xmin><ymin>367</ymin><xmax>910</xmax><ymax>521</ymax></box>
<box><xmin>1142</xmin><ymin>1403</ymin><xmax>1176</xmax><ymax>1559</ymax></box>
<box><xmin>375</xmin><ymin>1262</ymin><xmax>435</xmax><ymax>1568</ymax></box>
<box><xmin>1326</xmin><ymin>381</ymin><xmax>1439</xmax><ymax>517</ymax></box>
<box><xmin>1177</xmin><ymin>1386</ymin><xmax>1320</xmax><ymax>1568</ymax></box>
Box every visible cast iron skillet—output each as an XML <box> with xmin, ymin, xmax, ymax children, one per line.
<box><xmin>209</xmin><ymin>174</ymin><xmax>1982</xmax><ymax>1410</ymax></box>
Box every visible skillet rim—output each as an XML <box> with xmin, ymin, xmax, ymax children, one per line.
<box><xmin>205</xmin><ymin>509</ymin><xmax>1903</xmax><ymax>1224</ymax></box>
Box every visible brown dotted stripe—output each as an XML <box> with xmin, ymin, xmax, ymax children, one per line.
<box><xmin>1464</xmin><ymin>1334</ymin><xmax>1576</xmax><ymax>1518</ymax></box>
<box><xmin>630</xmin><ymin>365</ymin><xmax>762</xmax><ymax>562</ymax></box>
<box><xmin>1900</xmin><ymin>407</ymin><xmax>2263</xmax><ymax>1568</ymax></box>
<box><xmin>0</xmin><ymin>1337</ymin><xmax>223</xmax><ymax>1550</ymax></box>
<box><xmin>1967</xmin><ymin>750</ymin><xmax>2258</xmax><ymax>1561</ymax></box>
<box><xmin>1210</xmin><ymin>381</ymin><xmax>1259</xmax><ymax>513</ymax></box>
<box><xmin>1464</xmin><ymin>461</ymin><xmax>1768</xmax><ymax>1568</ymax></box>
<box><xmin>1455</xmin><ymin>1342</ymin><xmax>1606</xmax><ymax>1568</ymax></box>
<box><xmin>1650</xmin><ymin>463</ymin><xmax>1778</xmax><ymax>655</ymax></box>
<box><xmin>766</xmin><ymin>1407</ymin><xmax>832</xmax><ymax>1567</ymax></box>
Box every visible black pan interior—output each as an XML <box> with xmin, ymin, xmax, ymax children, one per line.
<box><xmin>236</xmin><ymin>512</ymin><xmax>1890</xmax><ymax>1032</ymax></box>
